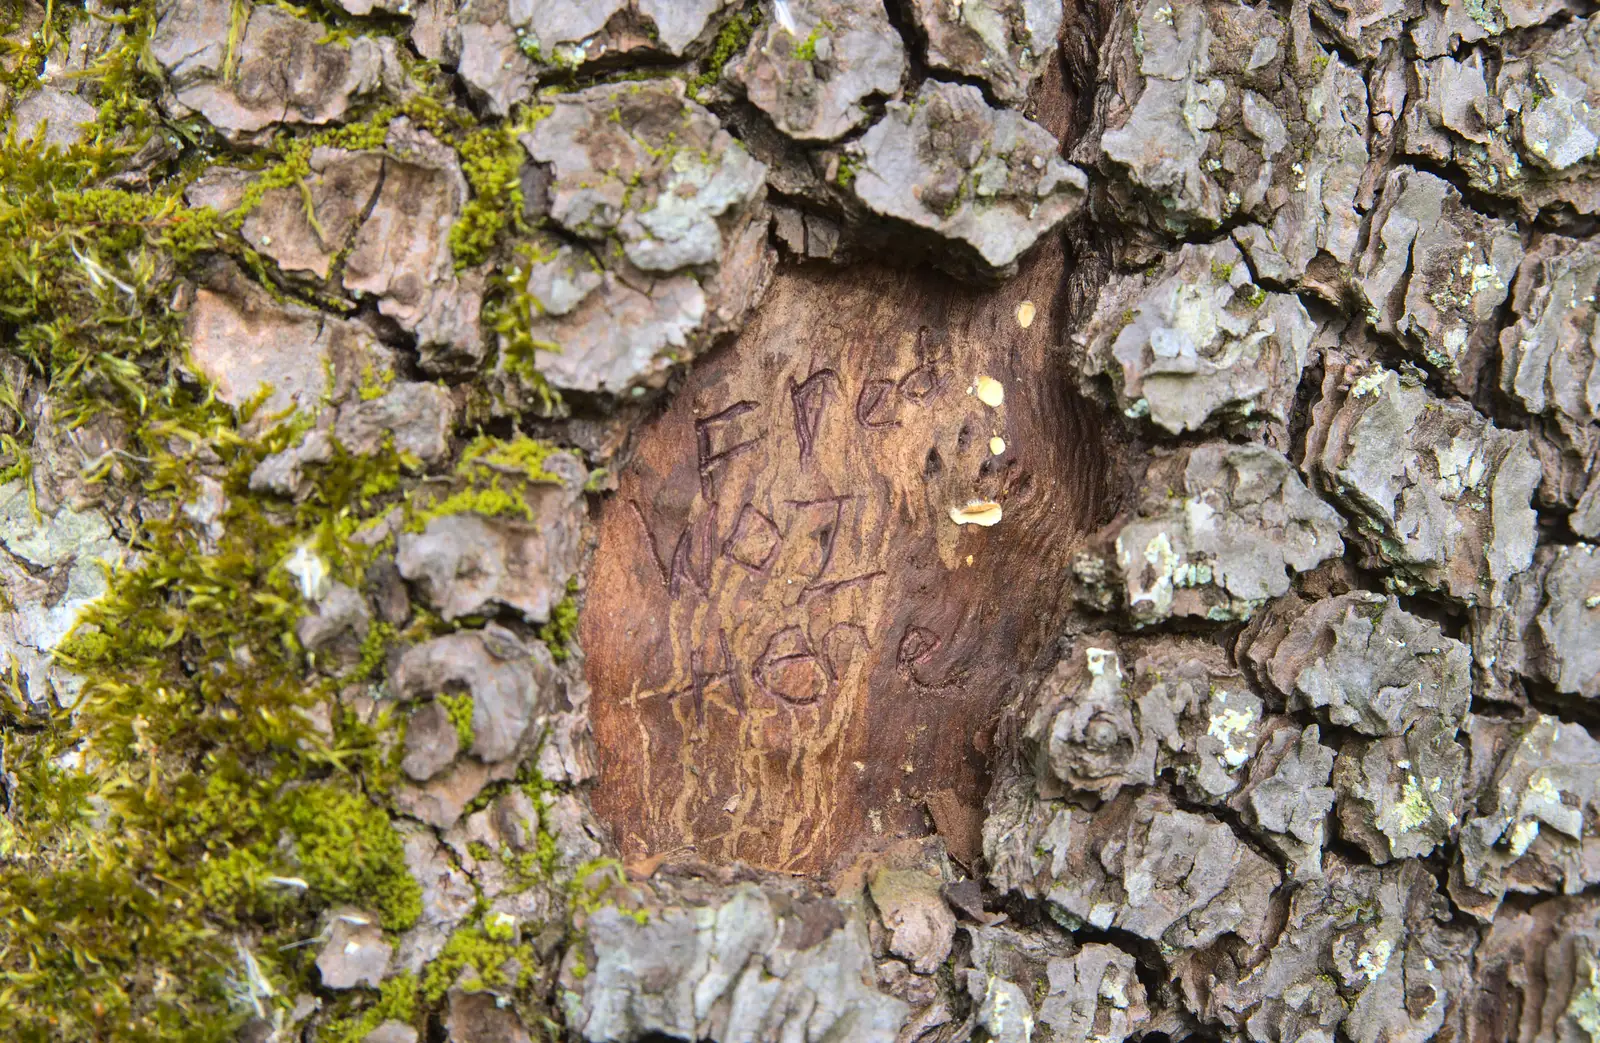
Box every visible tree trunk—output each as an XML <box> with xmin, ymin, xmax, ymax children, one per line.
<box><xmin>2</xmin><ymin>0</ymin><xmax>1599</xmax><ymax>1040</ymax></box>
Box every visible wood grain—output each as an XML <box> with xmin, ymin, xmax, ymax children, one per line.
<box><xmin>583</xmin><ymin>242</ymin><xmax>1105</xmax><ymax>874</ymax></box>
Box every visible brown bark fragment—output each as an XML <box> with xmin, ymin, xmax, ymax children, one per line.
<box><xmin>583</xmin><ymin>248</ymin><xmax>1105</xmax><ymax>873</ymax></box>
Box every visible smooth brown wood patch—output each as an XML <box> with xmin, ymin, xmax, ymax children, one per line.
<box><xmin>583</xmin><ymin>247</ymin><xmax>1104</xmax><ymax>874</ymax></box>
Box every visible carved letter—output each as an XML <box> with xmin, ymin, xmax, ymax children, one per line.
<box><xmin>695</xmin><ymin>401</ymin><xmax>762</xmax><ymax>498</ymax></box>
<box><xmin>752</xmin><ymin>626</ymin><xmax>829</xmax><ymax>706</ymax></box>
<box><xmin>789</xmin><ymin>369</ymin><xmax>840</xmax><ymax>464</ymax></box>
<box><xmin>722</xmin><ymin>503</ymin><xmax>781</xmax><ymax>574</ymax></box>
<box><xmin>855</xmin><ymin>378</ymin><xmax>901</xmax><ymax>430</ymax></box>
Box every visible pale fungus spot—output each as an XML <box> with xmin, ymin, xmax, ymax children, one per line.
<box><xmin>284</xmin><ymin>543</ymin><xmax>330</xmax><ymax>601</ymax></box>
<box><xmin>949</xmin><ymin>500</ymin><xmax>1003</xmax><ymax>526</ymax></box>
<box><xmin>1355</xmin><ymin>940</ymin><xmax>1393</xmax><ymax>981</ymax></box>
<box><xmin>989</xmin><ymin>436</ymin><xmax>1006</xmax><ymax>455</ymax></box>
<box><xmin>974</xmin><ymin>375</ymin><xmax>1005</xmax><ymax>407</ymax></box>
<box><xmin>1015</xmin><ymin>300</ymin><xmax>1036</xmax><ymax>329</ymax></box>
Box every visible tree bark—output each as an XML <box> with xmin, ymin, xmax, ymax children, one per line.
<box><xmin>3</xmin><ymin>0</ymin><xmax>1600</xmax><ymax>1040</ymax></box>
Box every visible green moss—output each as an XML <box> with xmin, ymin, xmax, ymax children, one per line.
<box><xmin>319</xmin><ymin>973</ymin><xmax>419</xmax><ymax>1043</ymax></box>
<box><xmin>405</xmin><ymin>481</ymin><xmax>535</xmax><ymax>532</ymax></box>
<box><xmin>283</xmin><ymin>784</ymin><xmax>422</xmax><ymax>929</ymax></box>
<box><xmin>439</xmin><ymin>690</ymin><xmax>475</xmax><ymax>747</ymax></box>
<box><xmin>834</xmin><ymin>153</ymin><xmax>860</xmax><ymax>188</ymax></box>
<box><xmin>793</xmin><ymin>23</ymin><xmax>827</xmax><ymax>61</ymax></box>
<box><xmin>229</xmin><ymin>108</ymin><xmax>399</xmax><ymax>227</ymax></box>
<box><xmin>539</xmin><ymin>577</ymin><xmax>580</xmax><ymax>662</ymax></box>
<box><xmin>404</xmin><ymin>433</ymin><xmax>563</xmax><ymax>532</ymax></box>
<box><xmin>355</xmin><ymin>620</ymin><xmax>397</xmax><ymax>681</ymax></box>
<box><xmin>1210</xmin><ymin>259</ymin><xmax>1235</xmax><ymax>281</ymax></box>
<box><xmin>449</xmin><ymin>103</ymin><xmax>552</xmax><ymax>270</ymax></box>
<box><xmin>0</xmin><ymin>377</ymin><xmax>422</xmax><ymax>1036</ymax></box>
<box><xmin>420</xmin><ymin>926</ymin><xmax>539</xmax><ymax>1003</ymax></box>
<box><xmin>450</xmin><ymin>125</ymin><xmax>525</xmax><ymax>268</ymax></box>
<box><xmin>0</xmin><ymin>7</ymin><xmax>593</xmax><ymax>1038</ymax></box>
<box><xmin>687</xmin><ymin>6</ymin><xmax>761</xmax><ymax>99</ymax></box>
<box><xmin>458</xmin><ymin>433</ymin><xmax>558</xmax><ymax>483</ymax></box>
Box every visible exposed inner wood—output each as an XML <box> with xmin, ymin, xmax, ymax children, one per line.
<box><xmin>583</xmin><ymin>243</ymin><xmax>1106</xmax><ymax>874</ymax></box>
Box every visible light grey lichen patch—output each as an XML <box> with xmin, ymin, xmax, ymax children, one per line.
<box><xmin>1499</xmin><ymin>234</ymin><xmax>1600</xmax><ymax>536</ymax></box>
<box><xmin>1240</xmin><ymin>591</ymin><xmax>1471</xmax><ymax>737</ymax></box>
<box><xmin>1353</xmin><ymin>166</ymin><xmax>1523</xmax><ymax>391</ymax></box>
<box><xmin>1035</xmin><ymin>944</ymin><xmax>1150</xmax><ymax>1043</ymax></box>
<box><xmin>988</xmin><ymin>787</ymin><xmax>1281</xmax><ymax>953</ymax></box>
<box><xmin>0</xmin><ymin>479</ymin><xmax>125</xmax><ymax>704</ymax></box>
<box><xmin>1230</xmin><ymin>56</ymin><xmax>1370</xmax><ymax>295</ymax></box>
<box><xmin>1084</xmin><ymin>0</ymin><xmax>1368</xmax><ymax>280</ymax></box>
<box><xmin>525</xmin><ymin>83</ymin><xmax>766</xmax><ymax>273</ymax></box>
<box><xmin>1536</xmin><ymin>544</ymin><xmax>1600</xmax><ymax>698</ymax></box>
<box><xmin>1076</xmin><ymin>240</ymin><xmax>1315</xmax><ymax>435</ymax></box>
<box><xmin>1024</xmin><ymin>634</ymin><xmax>1264</xmax><ymax>804</ymax></box>
<box><xmin>1410</xmin><ymin>0</ymin><xmax>1579</xmax><ymax>58</ymax></box>
<box><xmin>1333</xmin><ymin>713</ymin><xmax>1465</xmax><ymax>863</ymax></box>
<box><xmin>907</xmin><ymin>0</ymin><xmax>1062</xmax><ymax>106</ymax></box>
<box><xmin>728</xmin><ymin>0</ymin><xmax>907</xmax><ymax>142</ymax></box>
<box><xmin>10</xmin><ymin>86</ymin><xmax>97</xmax><ymax>150</ymax></box>
<box><xmin>1203</xmin><ymin>856</ymin><xmax>1465</xmax><ymax>1043</ymax></box>
<box><xmin>1473</xmin><ymin>543</ymin><xmax>1600</xmax><ymax>702</ymax></box>
<box><xmin>1226</xmin><ymin>719</ymin><xmax>1336</xmax><ymax>879</ymax></box>
<box><xmin>518</xmin><ymin>259</ymin><xmax>708</xmax><ymax>397</ymax></box>
<box><xmin>560</xmin><ymin>882</ymin><xmax>909</xmax><ymax>1043</ymax></box>
<box><xmin>1401</xmin><ymin>15</ymin><xmax>1600</xmax><ymax>217</ymax></box>
<box><xmin>508</xmin><ymin>81</ymin><xmax>773</xmax><ymax>397</ymax></box>
<box><xmin>1242</xmin><ymin>592</ymin><xmax>1470</xmax><ymax>867</ymax></box>
<box><xmin>1071</xmin><ymin>442</ymin><xmax>1344</xmax><ymax>625</ymax></box>
<box><xmin>1308</xmin><ymin>0</ymin><xmax>1419</xmax><ymax>59</ymax></box>
<box><xmin>397</xmin><ymin>453</ymin><xmax>587</xmax><ymax>624</ymax></box>
<box><xmin>1304</xmin><ymin>356</ymin><xmax>1540</xmax><ymax>606</ymax></box>
<box><xmin>439</xmin><ymin>0</ymin><xmax>734</xmax><ymax>115</ymax></box>
<box><xmin>387</xmin><ymin>626</ymin><xmax>560</xmax><ymax>829</ymax></box>
<box><xmin>333</xmin><ymin>382</ymin><xmax>455</xmax><ymax>467</ymax></box>
<box><xmin>851</xmin><ymin>80</ymin><xmax>1086</xmax><ymax>277</ymax></box>
<box><xmin>149</xmin><ymin>0</ymin><xmax>400</xmax><ymax>142</ymax></box>
<box><xmin>959</xmin><ymin>925</ymin><xmax>1158</xmax><ymax>1042</ymax></box>
<box><xmin>1454</xmin><ymin>713</ymin><xmax>1600</xmax><ymax>920</ymax></box>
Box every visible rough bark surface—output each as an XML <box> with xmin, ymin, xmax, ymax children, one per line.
<box><xmin>4</xmin><ymin>0</ymin><xmax>1600</xmax><ymax>1040</ymax></box>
